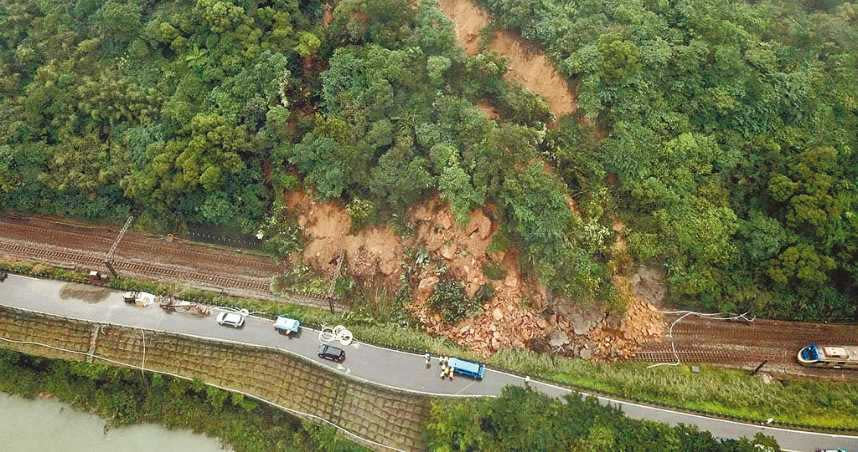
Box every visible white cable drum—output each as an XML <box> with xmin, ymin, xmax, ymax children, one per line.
<box><xmin>337</xmin><ymin>329</ymin><xmax>353</xmax><ymax>346</ymax></box>
<box><xmin>319</xmin><ymin>326</ymin><xmax>335</xmax><ymax>343</ymax></box>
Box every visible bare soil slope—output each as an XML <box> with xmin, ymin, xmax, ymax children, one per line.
<box><xmin>284</xmin><ymin>191</ymin><xmax>661</xmax><ymax>358</ymax></box>
<box><xmin>438</xmin><ymin>0</ymin><xmax>576</xmax><ymax>118</ymax></box>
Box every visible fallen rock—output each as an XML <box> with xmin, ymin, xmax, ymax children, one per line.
<box><xmin>467</xmin><ymin>210</ymin><xmax>492</xmax><ymax>240</ymax></box>
<box><xmin>504</xmin><ymin>273</ymin><xmax>519</xmax><ymax>289</ymax></box>
<box><xmin>548</xmin><ymin>329</ymin><xmax>570</xmax><ymax>348</ymax></box>
<box><xmin>440</xmin><ymin>243</ymin><xmax>457</xmax><ymax>260</ymax></box>
<box><xmin>417</xmin><ymin>276</ymin><xmax>439</xmax><ymax>298</ymax></box>
<box><xmin>379</xmin><ymin>258</ymin><xmax>399</xmax><ymax>276</ymax></box>
<box><xmin>631</xmin><ymin>265</ymin><xmax>666</xmax><ymax>306</ymax></box>
<box><xmin>570</xmin><ymin>308</ymin><xmax>604</xmax><ymax>336</ymax></box>
<box><xmin>492</xmin><ymin>308</ymin><xmax>504</xmax><ymax>321</ymax></box>
<box><xmin>437</xmin><ymin>212</ymin><xmax>453</xmax><ymax>230</ymax></box>
<box><xmin>579</xmin><ymin>347</ymin><xmax>593</xmax><ymax>360</ymax></box>
<box><xmin>465</xmin><ymin>282</ymin><xmax>481</xmax><ymax>298</ymax></box>
<box><xmin>605</xmin><ymin>311</ymin><xmax>623</xmax><ymax>330</ymax></box>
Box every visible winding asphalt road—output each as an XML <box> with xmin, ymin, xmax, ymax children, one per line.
<box><xmin>0</xmin><ymin>274</ymin><xmax>856</xmax><ymax>451</ymax></box>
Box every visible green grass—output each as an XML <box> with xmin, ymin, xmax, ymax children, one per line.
<box><xmin>2</xmin><ymin>258</ymin><xmax>857</xmax><ymax>431</ymax></box>
<box><xmin>487</xmin><ymin>348</ymin><xmax>858</xmax><ymax>430</ymax></box>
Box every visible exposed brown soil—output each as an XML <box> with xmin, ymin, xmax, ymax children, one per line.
<box><xmin>323</xmin><ymin>3</ymin><xmax>334</xmax><ymax>27</ymax></box>
<box><xmin>438</xmin><ymin>0</ymin><xmax>577</xmax><ymax>118</ymax></box>
<box><xmin>476</xmin><ymin>100</ymin><xmax>500</xmax><ymax>120</ymax></box>
<box><xmin>284</xmin><ymin>190</ymin><xmax>661</xmax><ymax>358</ymax></box>
<box><xmin>438</xmin><ymin>0</ymin><xmax>491</xmax><ymax>55</ymax></box>
<box><xmin>285</xmin><ymin>191</ymin><xmax>403</xmax><ymax>279</ymax></box>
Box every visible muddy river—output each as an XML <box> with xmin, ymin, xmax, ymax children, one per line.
<box><xmin>0</xmin><ymin>393</ymin><xmax>228</xmax><ymax>452</ymax></box>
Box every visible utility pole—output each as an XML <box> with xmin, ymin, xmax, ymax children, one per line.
<box><xmin>104</xmin><ymin>215</ymin><xmax>134</xmax><ymax>278</ymax></box>
<box><xmin>751</xmin><ymin>360</ymin><xmax>768</xmax><ymax>376</ymax></box>
<box><xmin>325</xmin><ymin>251</ymin><xmax>345</xmax><ymax>314</ymax></box>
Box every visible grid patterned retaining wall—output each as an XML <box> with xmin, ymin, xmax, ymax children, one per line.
<box><xmin>0</xmin><ymin>306</ymin><xmax>429</xmax><ymax>451</ymax></box>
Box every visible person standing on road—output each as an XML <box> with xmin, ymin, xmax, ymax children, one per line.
<box><xmin>425</xmin><ymin>353</ymin><xmax>431</xmax><ymax>368</ymax></box>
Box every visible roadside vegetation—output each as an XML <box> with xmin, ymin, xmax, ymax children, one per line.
<box><xmin>3</xmin><ymin>260</ymin><xmax>857</xmax><ymax>432</ymax></box>
<box><xmin>426</xmin><ymin>386</ymin><xmax>780</xmax><ymax>451</ymax></box>
<box><xmin>0</xmin><ymin>348</ymin><xmax>365</xmax><ymax>452</ymax></box>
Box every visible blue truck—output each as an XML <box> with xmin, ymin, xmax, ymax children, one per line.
<box><xmin>447</xmin><ymin>358</ymin><xmax>486</xmax><ymax>380</ymax></box>
<box><xmin>273</xmin><ymin>316</ymin><xmax>301</xmax><ymax>337</ymax></box>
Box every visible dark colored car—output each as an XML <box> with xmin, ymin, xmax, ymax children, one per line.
<box><xmin>318</xmin><ymin>344</ymin><xmax>345</xmax><ymax>362</ymax></box>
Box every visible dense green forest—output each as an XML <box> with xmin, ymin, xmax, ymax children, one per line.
<box><xmin>426</xmin><ymin>386</ymin><xmax>780</xmax><ymax>451</ymax></box>
<box><xmin>1</xmin><ymin>0</ymin><xmax>857</xmax><ymax>320</ymax></box>
<box><xmin>0</xmin><ymin>349</ymin><xmax>364</xmax><ymax>451</ymax></box>
<box><xmin>476</xmin><ymin>0</ymin><xmax>858</xmax><ymax>319</ymax></box>
<box><xmin>0</xmin><ymin>0</ymin><xmax>612</xmax><ymax>306</ymax></box>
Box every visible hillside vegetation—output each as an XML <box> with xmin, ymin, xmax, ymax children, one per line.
<box><xmin>0</xmin><ymin>0</ymin><xmax>613</xmax><ymax>306</ymax></box>
<box><xmin>1</xmin><ymin>0</ymin><xmax>857</xmax><ymax>321</ymax></box>
<box><xmin>476</xmin><ymin>0</ymin><xmax>858</xmax><ymax>320</ymax></box>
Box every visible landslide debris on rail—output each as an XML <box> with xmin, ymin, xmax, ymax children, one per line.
<box><xmin>284</xmin><ymin>190</ymin><xmax>663</xmax><ymax>360</ymax></box>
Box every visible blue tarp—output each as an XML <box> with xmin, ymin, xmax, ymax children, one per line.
<box><xmin>274</xmin><ymin>316</ymin><xmax>300</xmax><ymax>333</ymax></box>
<box><xmin>448</xmin><ymin>358</ymin><xmax>485</xmax><ymax>379</ymax></box>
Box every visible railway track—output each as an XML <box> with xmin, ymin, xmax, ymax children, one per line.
<box><xmin>666</xmin><ymin>316</ymin><xmax>858</xmax><ymax>345</ymax></box>
<box><xmin>635</xmin><ymin>313</ymin><xmax>858</xmax><ymax>374</ymax></box>
<box><xmin>634</xmin><ymin>348</ymin><xmax>741</xmax><ymax>364</ymax></box>
<box><xmin>0</xmin><ymin>238</ymin><xmax>339</xmax><ymax>311</ymax></box>
<box><xmin>0</xmin><ymin>218</ymin><xmax>279</xmax><ymax>274</ymax></box>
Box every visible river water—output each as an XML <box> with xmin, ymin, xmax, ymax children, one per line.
<box><xmin>0</xmin><ymin>393</ymin><xmax>229</xmax><ymax>452</ymax></box>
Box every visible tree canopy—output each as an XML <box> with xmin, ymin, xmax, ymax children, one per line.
<box><xmin>478</xmin><ymin>0</ymin><xmax>858</xmax><ymax>320</ymax></box>
<box><xmin>2</xmin><ymin>0</ymin><xmax>856</xmax><ymax>319</ymax></box>
<box><xmin>426</xmin><ymin>386</ymin><xmax>780</xmax><ymax>452</ymax></box>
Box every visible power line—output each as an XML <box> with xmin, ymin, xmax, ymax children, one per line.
<box><xmin>648</xmin><ymin>310</ymin><xmax>754</xmax><ymax>369</ymax></box>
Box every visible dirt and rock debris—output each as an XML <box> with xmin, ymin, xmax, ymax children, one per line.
<box><xmin>284</xmin><ymin>190</ymin><xmax>662</xmax><ymax>359</ymax></box>
<box><xmin>437</xmin><ymin>0</ymin><xmax>577</xmax><ymax>119</ymax></box>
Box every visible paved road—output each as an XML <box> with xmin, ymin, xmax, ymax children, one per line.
<box><xmin>0</xmin><ymin>274</ymin><xmax>856</xmax><ymax>451</ymax></box>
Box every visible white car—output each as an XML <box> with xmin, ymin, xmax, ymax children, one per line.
<box><xmin>216</xmin><ymin>311</ymin><xmax>245</xmax><ymax>328</ymax></box>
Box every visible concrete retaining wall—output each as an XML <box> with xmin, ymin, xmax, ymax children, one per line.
<box><xmin>0</xmin><ymin>306</ymin><xmax>429</xmax><ymax>451</ymax></box>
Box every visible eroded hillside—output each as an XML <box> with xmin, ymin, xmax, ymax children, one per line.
<box><xmin>284</xmin><ymin>190</ymin><xmax>662</xmax><ymax>358</ymax></box>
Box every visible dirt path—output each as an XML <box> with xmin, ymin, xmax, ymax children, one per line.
<box><xmin>438</xmin><ymin>0</ymin><xmax>576</xmax><ymax>118</ymax></box>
